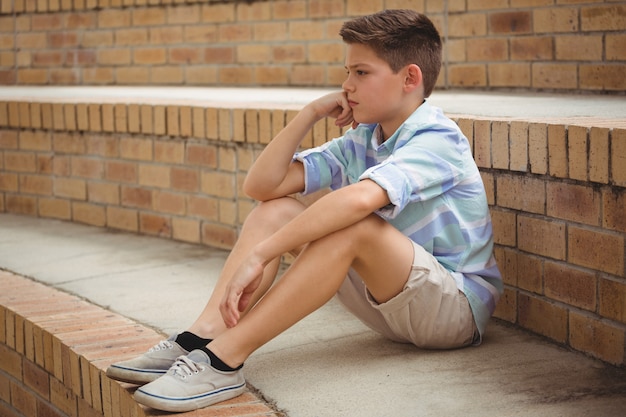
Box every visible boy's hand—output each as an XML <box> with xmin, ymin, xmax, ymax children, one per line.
<box><xmin>309</xmin><ymin>91</ymin><xmax>355</xmax><ymax>128</ymax></box>
<box><xmin>219</xmin><ymin>255</ymin><xmax>265</xmax><ymax>328</ymax></box>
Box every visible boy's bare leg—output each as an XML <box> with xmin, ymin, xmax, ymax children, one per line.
<box><xmin>208</xmin><ymin>210</ymin><xmax>414</xmax><ymax>367</ymax></box>
<box><xmin>187</xmin><ymin>197</ymin><xmax>307</xmax><ymax>340</ymax></box>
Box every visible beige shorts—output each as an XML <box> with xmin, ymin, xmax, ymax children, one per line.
<box><xmin>335</xmin><ymin>241</ymin><xmax>478</xmax><ymax>349</ymax></box>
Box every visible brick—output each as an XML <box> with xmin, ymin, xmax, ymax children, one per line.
<box><xmin>127</xmin><ymin>104</ymin><xmax>140</xmax><ymax>133</ymax></box>
<box><xmin>0</xmin><ymin>343</ymin><xmax>22</xmax><ymax>378</ymax></box>
<box><xmin>41</xmin><ymin>104</ymin><xmax>53</xmax><ymax>130</ymax></box>
<box><xmin>54</xmin><ymin>168</ymin><xmax>86</xmax><ymax>194</ymax></box>
<box><xmin>72</xmin><ymin>202</ymin><xmax>106</xmax><ymax>226</ymax></box>
<box><xmin>606</xmin><ymin>34</ymin><xmax>626</xmax><ymax>61</ymax></box>
<box><xmin>488</xmin><ymin>63</ymin><xmax>531</xmax><ymax>88</ymax></box>
<box><xmin>116</xmin><ymin>67</ymin><xmax>150</xmax><ymax>84</ymax></box>
<box><xmin>88</xmin><ymin>104</ymin><xmax>101</xmax><ymax>132</ymax></box>
<box><xmin>219</xmin><ymin>23</ymin><xmax>252</xmax><ymax>43</ymax></box>
<box><xmin>29</xmin><ymin>102</ymin><xmax>42</xmax><ymax>129</ymax></box>
<box><xmin>86</xmin><ymin>134</ymin><xmax>118</xmax><ymax>158</ymax></box>
<box><xmin>493</xmin><ymin>287</ymin><xmax>516</xmax><ymax>323</ymax></box>
<box><xmin>588</xmin><ymin>127</ymin><xmax>609</xmax><ymax>184</ymax></box>
<box><xmin>569</xmin><ymin>311</ymin><xmax>625</xmax><ymax>366</ymax></box>
<box><xmin>50</xmin><ymin>376</ymin><xmax>77</xmax><ymax>416</ymax></box>
<box><xmin>203</xmin><ymin>46</ymin><xmax>234</xmax><ymax>64</ymax></box>
<box><xmin>472</xmin><ymin>120</ymin><xmax>491</xmax><ymax>168</ymax></box>
<box><xmin>104</xmin><ymin>163</ymin><xmax>135</xmax><ymax>186</ymax></box>
<box><xmin>133</xmin><ymin>47</ymin><xmax>166</xmax><ymax>65</ymax></box>
<box><xmin>508</xmin><ymin>121</ymin><xmax>528</xmax><ymax>172</ymax></box>
<box><xmin>139</xmin><ymin>105</ymin><xmax>153</xmax><ymax>134</ymax></box>
<box><xmin>11</xmin><ymin>382</ymin><xmax>37</xmax><ymax>417</ymax></box>
<box><xmin>4</xmin><ymin>151</ymin><xmax>36</xmax><ymax>172</ymax></box>
<box><xmin>106</xmin><ymin>206</ymin><xmax>138</xmax><ymax>231</ymax></box>
<box><xmin>547</xmin><ymin>124</ymin><xmax>567</xmax><ymax>178</ymax></box>
<box><xmin>119</xmin><ymin>137</ymin><xmax>152</xmax><ymax>161</ymax></box>
<box><xmin>517</xmin><ymin>215</ymin><xmax>566</xmax><ymax>260</ymax></box>
<box><xmin>71</xmin><ymin>156</ymin><xmax>103</xmax><ymax>179</ymax></box>
<box><xmin>219</xmin><ymin>66</ymin><xmax>254</xmax><ymax>85</ymax></box>
<box><xmin>76</xmin><ymin>104</ymin><xmax>88</xmax><ymax>131</ymax></box>
<box><xmin>532</xmin><ymin>63</ymin><xmax>577</xmax><ymax>90</ymax></box>
<box><xmin>496</xmin><ymin>175</ymin><xmax>545</xmax><ymax>214</ymax></box>
<box><xmin>20</xmin><ymin>174</ymin><xmax>52</xmax><ymax>195</ymax></box>
<box><xmin>533</xmin><ymin>7</ymin><xmax>578</xmax><ymax>33</ymax></box>
<box><xmin>448</xmin><ymin>64</ymin><xmax>486</xmax><ymax>87</ymax></box>
<box><xmin>602</xmin><ymin>187</ymin><xmax>626</xmax><ymax>234</ymax></box>
<box><xmin>556</xmin><ymin>35</ymin><xmax>602</xmax><ymax>61</ymax></box>
<box><xmin>201</xmin><ymin>171</ymin><xmax>236</xmax><ymax>198</ymax></box>
<box><xmin>509</xmin><ymin>36</ymin><xmax>554</xmax><ymax>61</ymax></box>
<box><xmin>153</xmin><ymin>190</ymin><xmax>185</xmax><ymax>215</ymax></box>
<box><xmin>87</xmin><ymin>181</ymin><xmax>118</xmax><ymax>205</ymax></box>
<box><xmin>568</xmin><ymin>125</ymin><xmax>588</xmax><ymax>181</ymax></box>
<box><xmin>150</xmin><ymin>27</ymin><xmax>183</xmax><ymax>45</ymax></box>
<box><xmin>516</xmin><ymin>252</ymin><xmax>544</xmax><ymax>294</ymax></box>
<box><xmin>527</xmin><ymin>123</ymin><xmax>547</xmax><ymax>174</ymax></box>
<box><xmin>202</xmin><ymin>222</ymin><xmax>237</xmax><ymax>249</ymax></box>
<box><xmin>547</xmin><ymin>182</ymin><xmax>600</xmax><ymax>226</ymax></box>
<box><xmin>254</xmin><ymin>21</ymin><xmax>288</xmax><ymax>41</ymax></box>
<box><xmin>20</xmin><ymin>130</ymin><xmax>51</xmax><ymax>151</ymax></box>
<box><xmin>140</xmin><ymin>212</ymin><xmax>171</xmax><ymax>237</ymax></box>
<box><xmin>489</xmin><ymin>11</ymin><xmax>531</xmax><ymax>34</ymax></box>
<box><xmin>23</xmin><ymin>359</ymin><xmax>50</xmax><ymax>400</ymax></box>
<box><xmin>581</xmin><ymin>4</ymin><xmax>626</xmax><ymax>32</ymax></box>
<box><xmin>120</xmin><ymin>185</ymin><xmax>151</xmax><ymax>209</ymax></box>
<box><xmin>179</xmin><ymin>106</ymin><xmax>191</xmax><ymax>137</ymax></box>
<box><xmin>188</xmin><ymin>195</ymin><xmax>218</xmax><ymax>220</ymax></box>
<box><xmin>154</xmin><ymin>140</ymin><xmax>184</xmax><ymax>164</ymax></box>
<box><xmin>6</xmin><ymin>194</ymin><xmax>37</xmax><ymax>214</ymax></box>
<box><xmin>18</xmin><ymin>102</ymin><xmax>30</xmax><ymax>128</ymax></box>
<box><xmin>172</xmin><ymin>217</ymin><xmax>200</xmax><ymax>243</ymax></box>
<box><xmin>448</xmin><ymin>13</ymin><xmax>487</xmax><ymax>37</ymax></box>
<box><xmin>291</xmin><ymin>65</ymin><xmax>325</xmax><ymax>86</ymax></box>
<box><xmin>171</xmin><ymin>167</ymin><xmax>199</xmax><ymax>192</ymax></box>
<box><xmin>154</xmin><ymin>105</ymin><xmax>166</xmax><ymax>135</ymax></box>
<box><xmin>218</xmin><ymin>147</ymin><xmax>236</xmax><ymax>172</ymax></box>
<box><xmin>115</xmin><ymin>28</ymin><xmax>148</xmax><ymax>46</ymax></box>
<box><xmin>53</xmin><ymin>132</ymin><xmax>85</xmax><ymax>154</ymax></box>
<box><xmin>580</xmin><ymin>64</ymin><xmax>626</xmax><ymax>91</ymax></box>
<box><xmin>38</xmin><ymin>198</ymin><xmax>71</xmax><ymax>220</ymax></box>
<box><xmin>544</xmin><ymin>261</ymin><xmax>596</xmax><ymax>311</ymax></box>
<box><xmin>491</xmin><ymin>208</ymin><xmax>516</xmax><ymax>247</ymax></box>
<box><xmin>138</xmin><ymin>164</ymin><xmax>170</xmax><ymax>188</ymax></box>
<box><xmin>518</xmin><ymin>293</ymin><xmax>568</xmax><ymax>343</ymax></box>
<box><xmin>568</xmin><ymin>226</ymin><xmax>624</xmax><ymax>276</ymax></box>
<box><xmin>491</xmin><ymin>121</ymin><xmax>509</xmax><ymax>169</ymax></box>
<box><xmin>599</xmin><ymin>278</ymin><xmax>626</xmax><ymax>325</ymax></box>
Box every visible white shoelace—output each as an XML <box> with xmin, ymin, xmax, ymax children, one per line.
<box><xmin>171</xmin><ymin>355</ymin><xmax>205</xmax><ymax>379</ymax></box>
<box><xmin>148</xmin><ymin>340</ymin><xmax>173</xmax><ymax>352</ymax></box>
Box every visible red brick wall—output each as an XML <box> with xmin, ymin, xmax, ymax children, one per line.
<box><xmin>0</xmin><ymin>0</ymin><xmax>624</xmax><ymax>92</ymax></box>
<box><xmin>1</xmin><ymin>98</ymin><xmax>625</xmax><ymax>366</ymax></box>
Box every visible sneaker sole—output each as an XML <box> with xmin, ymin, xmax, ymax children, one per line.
<box><xmin>134</xmin><ymin>382</ymin><xmax>247</xmax><ymax>412</ymax></box>
<box><xmin>106</xmin><ymin>365</ymin><xmax>166</xmax><ymax>385</ymax></box>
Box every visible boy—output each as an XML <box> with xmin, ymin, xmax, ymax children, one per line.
<box><xmin>106</xmin><ymin>9</ymin><xmax>502</xmax><ymax>412</ymax></box>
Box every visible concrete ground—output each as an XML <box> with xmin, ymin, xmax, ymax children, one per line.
<box><xmin>1</xmin><ymin>213</ymin><xmax>626</xmax><ymax>417</ymax></box>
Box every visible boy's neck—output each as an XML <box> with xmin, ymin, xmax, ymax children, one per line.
<box><xmin>379</xmin><ymin>98</ymin><xmax>426</xmax><ymax>143</ymax></box>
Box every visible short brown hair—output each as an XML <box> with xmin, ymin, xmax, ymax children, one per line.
<box><xmin>339</xmin><ymin>9</ymin><xmax>442</xmax><ymax>97</ymax></box>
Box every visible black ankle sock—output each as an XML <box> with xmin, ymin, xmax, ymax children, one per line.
<box><xmin>200</xmin><ymin>347</ymin><xmax>243</xmax><ymax>372</ymax></box>
<box><xmin>175</xmin><ymin>331</ymin><xmax>212</xmax><ymax>351</ymax></box>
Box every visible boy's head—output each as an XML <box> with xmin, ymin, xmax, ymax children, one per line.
<box><xmin>339</xmin><ymin>9</ymin><xmax>442</xmax><ymax>97</ymax></box>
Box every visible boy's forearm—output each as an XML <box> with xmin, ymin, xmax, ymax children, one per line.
<box><xmin>253</xmin><ymin>181</ymin><xmax>390</xmax><ymax>267</ymax></box>
<box><xmin>243</xmin><ymin>106</ymin><xmax>319</xmax><ymax>199</ymax></box>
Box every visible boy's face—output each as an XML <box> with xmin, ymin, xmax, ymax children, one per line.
<box><xmin>343</xmin><ymin>43</ymin><xmax>418</xmax><ymax>139</ymax></box>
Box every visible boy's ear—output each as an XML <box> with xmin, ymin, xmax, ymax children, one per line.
<box><xmin>403</xmin><ymin>64</ymin><xmax>423</xmax><ymax>92</ymax></box>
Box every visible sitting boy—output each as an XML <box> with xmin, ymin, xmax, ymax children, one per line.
<box><xmin>106</xmin><ymin>9</ymin><xmax>502</xmax><ymax>412</ymax></box>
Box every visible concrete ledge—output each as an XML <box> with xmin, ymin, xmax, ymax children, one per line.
<box><xmin>0</xmin><ymin>269</ymin><xmax>279</xmax><ymax>417</ymax></box>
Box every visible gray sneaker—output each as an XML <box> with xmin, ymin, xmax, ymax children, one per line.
<box><xmin>106</xmin><ymin>335</ymin><xmax>189</xmax><ymax>385</ymax></box>
<box><xmin>134</xmin><ymin>349</ymin><xmax>246</xmax><ymax>412</ymax></box>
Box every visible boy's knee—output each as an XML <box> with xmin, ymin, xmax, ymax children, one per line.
<box><xmin>246</xmin><ymin>197</ymin><xmax>304</xmax><ymax>226</ymax></box>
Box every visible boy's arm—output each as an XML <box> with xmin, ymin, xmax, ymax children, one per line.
<box><xmin>243</xmin><ymin>92</ymin><xmax>354</xmax><ymax>201</ymax></box>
